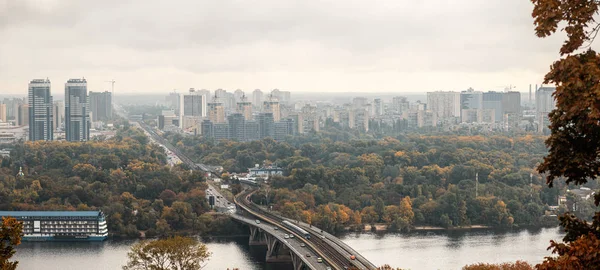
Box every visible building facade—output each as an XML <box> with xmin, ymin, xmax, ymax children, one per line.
<box><xmin>183</xmin><ymin>89</ymin><xmax>205</xmax><ymax>117</ymax></box>
<box><xmin>65</xmin><ymin>78</ymin><xmax>90</xmax><ymax>141</ymax></box>
<box><xmin>0</xmin><ymin>211</ymin><xmax>108</xmax><ymax>241</ymax></box>
<box><xmin>28</xmin><ymin>79</ymin><xmax>54</xmax><ymax>141</ymax></box>
<box><xmin>427</xmin><ymin>91</ymin><xmax>461</xmax><ymax>121</ymax></box>
<box><xmin>88</xmin><ymin>91</ymin><xmax>112</xmax><ymax>122</ymax></box>
<box><xmin>0</xmin><ymin>104</ymin><xmax>6</xmax><ymax>123</ymax></box>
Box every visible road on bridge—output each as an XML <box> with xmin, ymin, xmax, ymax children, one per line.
<box><xmin>135</xmin><ymin>122</ymin><xmax>375</xmax><ymax>270</ymax></box>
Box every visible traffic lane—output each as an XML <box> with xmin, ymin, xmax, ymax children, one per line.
<box><xmin>293</xmin><ymin>219</ymin><xmax>368</xmax><ymax>270</ymax></box>
<box><xmin>231</xmin><ymin>214</ymin><xmax>330</xmax><ymax>270</ymax></box>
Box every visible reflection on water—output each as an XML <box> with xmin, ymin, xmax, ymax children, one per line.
<box><xmin>340</xmin><ymin>227</ymin><xmax>564</xmax><ymax>270</ymax></box>
<box><xmin>15</xmin><ymin>228</ymin><xmax>563</xmax><ymax>270</ymax></box>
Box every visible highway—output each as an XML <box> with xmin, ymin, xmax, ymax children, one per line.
<box><xmin>133</xmin><ymin>121</ymin><xmax>374</xmax><ymax>270</ymax></box>
<box><xmin>236</xmin><ymin>190</ymin><xmax>372</xmax><ymax>270</ymax></box>
<box><xmin>230</xmin><ymin>213</ymin><xmax>335</xmax><ymax>270</ymax></box>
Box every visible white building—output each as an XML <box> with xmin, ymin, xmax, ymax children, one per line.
<box><xmin>427</xmin><ymin>91</ymin><xmax>461</xmax><ymax>121</ymax></box>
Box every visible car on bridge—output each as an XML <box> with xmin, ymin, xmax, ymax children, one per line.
<box><xmin>317</xmin><ymin>257</ymin><xmax>323</xmax><ymax>263</ymax></box>
<box><xmin>255</xmin><ymin>220</ymin><xmax>260</xmax><ymax>224</ymax></box>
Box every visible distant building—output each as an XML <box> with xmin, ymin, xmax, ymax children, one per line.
<box><xmin>257</xmin><ymin>112</ymin><xmax>275</xmax><ymax>138</ymax></box>
<box><xmin>482</xmin><ymin>91</ymin><xmax>504</xmax><ymax>123</ymax></box>
<box><xmin>89</xmin><ymin>91</ymin><xmax>112</xmax><ymax>122</ymax></box>
<box><xmin>373</xmin><ymin>98</ymin><xmax>383</xmax><ymax>116</ymax></box>
<box><xmin>228</xmin><ymin>113</ymin><xmax>246</xmax><ymax>141</ymax></box>
<box><xmin>301</xmin><ymin>104</ymin><xmax>319</xmax><ymax>133</ymax></box>
<box><xmin>165</xmin><ymin>92</ymin><xmax>180</xmax><ymax>113</ymax></box>
<box><xmin>28</xmin><ymin>79</ymin><xmax>54</xmax><ymax>141</ymax></box>
<box><xmin>460</xmin><ymin>88</ymin><xmax>483</xmax><ymax>111</ymax></box>
<box><xmin>0</xmin><ymin>211</ymin><xmax>108</xmax><ymax>241</ymax></box>
<box><xmin>263</xmin><ymin>100</ymin><xmax>281</xmax><ymax>122</ymax></box>
<box><xmin>248</xmin><ymin>164</ymin><xmax>284</xmax><ymax>178</ymax></box>
<box><xmin>252</xmin><ymin>89</ymin><xmax>263</xmax><ymax>108</ymax></box>
<box><xmin>65</xmin><ymin>78</ymin><xmax>90</xmax><ymax>141</ymax></box>
<box><xmin>183</xmin><ymin>89</ymin><xmax>206</xmax><ymax>117</ymax></box>
<box><xmin>536</xmin><ymin>86</ymin><xmax>556</xmax><ymax>133</ymax></box>
<box><xmin>274</xmin><ymin>118</ymin><xmax>296</xmax><ymax>141</ymax></box>
<box><xmin>427</xmin><ymin>91</ymin><xmax>461</xmax><ymax>121</ymax></box>
<box><xmin>207</xmin><ymin>101</ymin><xmax>225</xmax><ymax>123</ymax></box>
<box><xmin>17</xmin><ymin>104</ymin><xmax>29</xmax><ymax>126</ymax></box>
<box><xmin>245</xmin><ymin>120</ymin><xmax>260</xmax><ymax>141</ymax></box>
<box><xmin>234</xmin><ymin>89</ymin><xmax>245</xmax><ymax>102</ymax></box>
<box><xmin>53</xmin><ymin>101</ymin><xmax>64</xmax><ymax>131</ymax></box>
<box><xmin>0</xmin><ymin>104</ymin><xmax>6</xmax><ymax>123</ymax></box>
<box><xmin>158</xmin><ymin>110</ymin><xmax>178</xmax><ymax>130</ymax></box>
<box><xmin>392</xmin><ymin>96</ymin><xmax>410</xmax><ymax>114</ymax></box>
<box><xmin>213</xmin><ymin>123</ymin><xmax>229</xmax><ymax>140</ymax></box>
<box><xmin>236</xmin><ymin>101</ymin><xmax>253</xmax><ymax>121</ymax></box>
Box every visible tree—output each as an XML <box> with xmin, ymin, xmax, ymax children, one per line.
<box><xmin>531</xmin><ymin>0</ymin><xmax>600</xmax><ymax>267</ymax></box>
<box><xmin>123</xmin><ymin>236</ymin><xmax>211</xmax><ymax>270</ymax></box>
<box><xmin>0</xmin><ymin>217</ymin><xmax>23</xmax><ymax>270</ymax></box>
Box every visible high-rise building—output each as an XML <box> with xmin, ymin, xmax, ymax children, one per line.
<box><xmin>353</xmin><ymin>109</ymin><xmax>369</xmax><ymax>131</ymax></box>
<box><xmin>234</xmin><ymin>89</ymin><xmax>245</xmax><ymax>102</ymax></box>
<box><xmin>482</xmin><ymin>91</ymin><xmax>504</xmax><ymax>122</ymax></box>
<box><xmin>183</xmin><ymin>89</ymin><xmax>205</xmax><ymax>117</ymax></box>
<box><xmin>263</xmin><ymin>100</ymin><xmax>281</xmax><ymax>122</ymax></box>
<box><xmin>502</xmin><ymin>91</ymin><xmax>521</xmax><ymax>115</ymax></box>
<box><xmin>65</xmin><ymin>78</ymin><xmax>90</xmax><ymax>142</ymax></box>
<box><xmin>228</xmin><ymin>113</ymin><xmax>246</xmax><ymax>141</ymax></box>
<box><xmin>252</xmin><ymin>89</ymin><xmax>263</xmax><ymax>108</ymax></box>
<box><xmin>274</xmin><ymin>118</ymin><xmax>295</xmax><ymax>140</ymax></box>
<box><xmin>201</xmin><ymin>120</ymin><xmax>213</xmax><ymax>137</ymax></box>
<box><xmin>373</xmin><ymin>98</ymin><xmax>383</xmax><ymax>116</ymax></box>
<box><xmin>89</xmin><ymin>91</ymin><xmax>112</xmax><ymax>122</ymax></box>
<box><xmin>301</xmin><ymin>104</ymin><xmax>319</xmax><ymax>132</ymax></box>
<box><xmin>257</xmin><ymin>113</ymin><xmax>275</xmax><ymax>138</ymax></box>
<box><xmin>352</xmin><ymin>97</ymin><xmax>368</xmax><ymax>108</ymax></box>
<box><xmin>392</xmin><ymin>96</ymin><xmax>410</xmax><ymax>114</ymax></box>
<box><xmin>28</xmin><ymin>79</ymin><xmax>54</xmax><ymax>141</ymax></box>
<box><xmin>53</xmin><ymin>101</ymin><xmax>65</xmax><ymax>131</ymax></box>
<box><xmin>17</xmin><ymin>104</ymin><xmax>29</xmax><ymax>126</ymax></box>
<box><xmin>236</xmin><ymin>101</ymin><xmax>253</xmax><ymax>120</ymax></box>
<box><xmin>0</xmin><ymin>104</ymin><xmax>6</xmax><ymax>123</ymax></box>
<box><xmin>207</xmin><ymin>101</ymin><xmax>225</xmax><ymax>123</ymax></box>
<box><xmin>460</xmin><ymin>88</ymin><xmax>483</xmax><ymax>110</ymax></box>
<box><xmin>536</xmin><ymin>86</ymin><xmax>556</xmax><ymax>133</ymax></box>
<box><xmin>427</xmin><ymin>91</ymin><xmax>461</xmax><ymax>120</ymax></box>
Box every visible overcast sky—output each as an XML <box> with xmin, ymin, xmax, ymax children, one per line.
<box><xmin>0</xmin><ymin>0</ymin><xmax>577</xmax><ymax>94</ymax></box>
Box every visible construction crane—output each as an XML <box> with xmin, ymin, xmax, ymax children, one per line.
<box><xmin>105</xmin><ymin>80</ymin><xmax>116</xmax><ymax>96</ymax></box>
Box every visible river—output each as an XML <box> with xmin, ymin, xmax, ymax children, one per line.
<box><xmin>14</xmin><ymin>227</ymin><xmax>563</xmax><ymax>270</ymax></box>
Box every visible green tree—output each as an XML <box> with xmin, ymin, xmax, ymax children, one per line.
<box><xmin>0</xmin><ymin>217</ymin><xmax>23</xmax><ymax>270</ymax></box>
<box><xmin>123</xmin><ymin>236</ymin><xmax>211</xmax><ymax>270</ymax></box>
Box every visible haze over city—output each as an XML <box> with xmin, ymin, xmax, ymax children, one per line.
<box><xmin>0</xmin><ymin>0</ymin><xmax>586</xmax><ymax>94</ymax></box>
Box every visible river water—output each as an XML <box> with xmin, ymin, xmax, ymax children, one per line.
<box><xmin>15</xmin><ymin>227</ymin><xmax>563</xmax><ymax>270</ymax></box>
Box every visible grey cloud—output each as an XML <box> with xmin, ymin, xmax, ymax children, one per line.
<box><xmin>0</xmin><ymin>0</ymin><xmax>578</xmax><ymax>92</ymax></box>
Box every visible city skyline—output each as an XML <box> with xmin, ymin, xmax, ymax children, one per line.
<box><xmin>0</xmin><ymin>0</ymin><xmax>591</xmax><ymax>94</ymax></box>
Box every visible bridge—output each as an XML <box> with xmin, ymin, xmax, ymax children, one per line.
<box><xmin>135</xmin><ymin>122</ymin><xmax>376</xmax><ymax>270</ymax></box>
<box><xmin>235</xmin><ymin>190</ymin><xmax>377</xmax><ymax>270</ymax></box>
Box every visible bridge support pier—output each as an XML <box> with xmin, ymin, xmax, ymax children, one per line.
<box><xmin>249</xmin><ymin>226</ymin><xmax>266</xmax><ymax>245</ymax></box>
<box><xmin>264</xmin><ymin>234</ymin><xmax>292</xmax><ymax>263</ymax></box>
<box><xmin>290</xmin><ymin>251</ymin><xmax>308</xmax><ymax>270</ymax></box>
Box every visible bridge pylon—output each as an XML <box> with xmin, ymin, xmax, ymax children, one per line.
<box><xmin>249</xmin><ymin>226</ymin><xmax>266</xmax><ymax>245</ymax></box>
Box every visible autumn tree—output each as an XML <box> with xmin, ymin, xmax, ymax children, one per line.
<box><xmin>123</xmin><ymin>236</ymin><xmax>211</xmax><ymax>270</ymax></box>
<box><xmin>0</xmin><ymin>217</ymin><xmax>23</xmax><ymax>270</ymax></box>
<box><xmin>531</xmin><ymin>0</ymin><xmax>600</xmax><ymax>268</ymax></box>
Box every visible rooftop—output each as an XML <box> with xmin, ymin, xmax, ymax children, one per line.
<box><xmin>0</xmin><ymin>211</ymin><xmax>101</xmax><ymax>217</ymax></box>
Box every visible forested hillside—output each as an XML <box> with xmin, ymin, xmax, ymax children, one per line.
<box><xmin>0</xmin><ymin>126</ymin><xmax>241</xmax><ymax>237</ymax></box>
